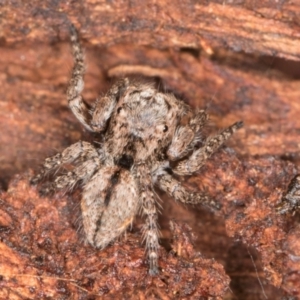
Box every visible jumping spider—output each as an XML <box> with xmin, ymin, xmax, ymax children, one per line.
<box><xmin>276</xmin><ymin>174</ymin><xmax>300</xmax><ymax>215</ymax></box>
<box><xmin>31</xmin><ymin>25</ymin><xmax>243</xmax><ymax>275</ymax></box>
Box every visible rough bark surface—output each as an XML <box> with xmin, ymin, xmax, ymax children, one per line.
<box><xmin>1</xmin><ymin>0</ymin><xmax>300</xmax><ymax>299</ymax></box>
<box><xmin>0</xmin><ymin>176</ymin><xmax>230</xmax><ymax>299</ymax></box>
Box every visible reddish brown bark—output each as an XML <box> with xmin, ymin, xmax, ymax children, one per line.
<box><xmin>0</xmin><ymin>0</ymin><xmax>300</xmax><ymax>298</ymax></box>
<box><xmin>0</xmin><ymin>176</ymin><xmax>230</xmax><ymax>299</ymax></box>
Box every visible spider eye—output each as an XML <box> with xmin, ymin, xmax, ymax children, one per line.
<box><xmin>163</xmin><ymin>125</ymin><xmax>168</xmax><ymax>132</ymax></box>
<box><xmin>117</xmin><ymin>107</ymin><xmax>122</xmax><ymax>114</ymax></box>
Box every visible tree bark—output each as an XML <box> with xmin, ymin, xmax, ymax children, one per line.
<box><xmin>0</xmin><ymin>0</ymin><xmax>300</xmax><ymax>298</ymax></box>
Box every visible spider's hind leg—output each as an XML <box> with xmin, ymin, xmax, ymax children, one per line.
<box><xmin>31</xmin><ymin>141</ymin><xmax>99</xmax><ymax>185</ymax></box>
<box><xmin>38</xmin><ymin>157</ymin><xmax>102</xmax><ymax>196</ymax></box>
<box><xmin>135</xmin><ymin>164</ymin><xmax>160</xmax><ymax>275</ymax></box>
<box><xmin>156</xmin><ymin>171</ymin><xmax>221</xmax><ymax>211</ymax></box>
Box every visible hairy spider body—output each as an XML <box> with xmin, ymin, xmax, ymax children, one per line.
<box><xmin>31</xmin><ymin>25</ymin><xmax>243</xmax><ymax>275</ymax></box>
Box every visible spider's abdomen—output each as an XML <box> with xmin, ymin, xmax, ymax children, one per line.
<box><xmin>81</xmin><ymin>166</ymin><xmax>139</xmax><ymax>249</ymax></box>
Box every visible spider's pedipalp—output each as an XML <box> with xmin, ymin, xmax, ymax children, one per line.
<box><xmin>167</xmin><ymin>109</ymin><xmax>208</xmax><ymax>161</ymax></box>
<box><xmin>190</xmin><ymin>109</ymin><xmax>209</xmax><ymax>132</ymax></box>
<box><xmin>90</xmin><ymin>78</ymin><xmax>130</xmax><ymax>132</ymax></box>
<box><xmin>167</xmin><ymin>126</ymin><xmax>195</xmax><ymax>160</ymax></box>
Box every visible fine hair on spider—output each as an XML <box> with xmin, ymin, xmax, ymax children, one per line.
<box><xmin>31</xmin><ymin>24</ymin><xmax>243</xmax><ymax>275</ymax></box>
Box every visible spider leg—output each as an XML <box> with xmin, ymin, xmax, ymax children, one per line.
<box><xmin>135</xmin><ymin>163</ymin><xmax>160</xmax><ymax>275</ymax></box>
<box><xmin>156</xmin><ymin>171</ymin><xmax>221</xmax><ymax>210</ymax></box>
<box><xmin>67</xmin><ymin>25</ymin><xmax>92</xmax><ymax>131</ymax></box>
<box><xmin>31</xmin><ymin>141</ymin><xmax>99</xmax><ymax>185</ymax></box>
<box><xmin>39</xmin><ymin>157</ymin><xmax>102</xmax><ymax>195</ymax></box>
<box><xmin>68</xmin><ymin>25</ymin><xmax>129</xmax><ymax>132</ymax></box>
<box><xmin>173</xmin><ymin>121</ymin><xmax>243</xmax><ymax>176</ymax></box>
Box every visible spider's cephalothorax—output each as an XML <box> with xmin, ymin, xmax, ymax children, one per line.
<box><xmin>31</xmin><ymin>25</ymin><xmax>243</xmax><ymax>275</ymax></box>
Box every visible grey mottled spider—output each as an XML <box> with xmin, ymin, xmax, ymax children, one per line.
<box><xmin>31</xmin><ymin>25</ymin><xmax>243</xmax><ymax>275</ymax></box>
<box><xmin>276</xmin><ymin>174</ymin><xmax>300</xmax><ymax>214</ymax></box>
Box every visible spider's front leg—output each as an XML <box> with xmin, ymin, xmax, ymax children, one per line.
<box><xmin>173</xmin><ymin>121</ymin><xmax>243</xmax><ymax>176</ymax></box>
<box><xmin>68</xmin><ymin>25</ymin><xmax>129</xmax><ymax>132</ymax></box>
<box><xmin>67</xmin><ymin>25</ymin><xmax>92</xmax><ymax>131</ymax></box>
<box><xmin>135</xmin><ymin>163</ymin><xmax>160</xmax><ymax>275</ymax></box>
<box><xmin>156</xmin><ymin>170</ymin><xmax>221</xmax><ymax>211</ymax></box>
